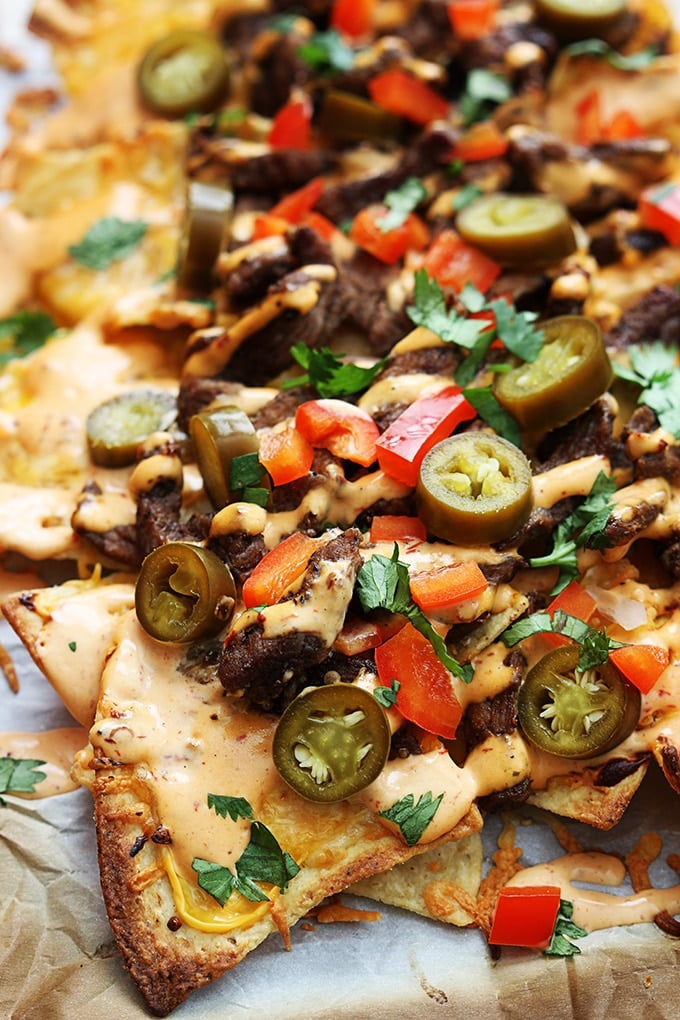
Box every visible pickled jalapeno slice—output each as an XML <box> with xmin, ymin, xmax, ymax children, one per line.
<box><xmin>534</xmin><ymin>0</ymin><xmax>627</xmax><ymax>41</ymax></box>
<box><xmin>456</xmin><ymin>193</ymin><xmax>576</xmax><ymax>268</ymax></box>
<box><xmin>137</xmin><ymin>30</ymin><xmax>229</xmax><ymax>118</ymax></box>
<box><xmin>416</xmin><ymin>432</ymin><xmax>533</xmax><ymax>546</ymax></box>
<box><xmin>492</xmin><ymin>315</ymin><xmax>613</xmax><ymax>433</ymax></box>
<box><xmin>178</xmin><ymin>181</ymin><xmax>233</xmax><ymax>292</ymax></box>
<box><xmin>86</xmin><ymin>389</ymin><xmax>177</xmax><ymax>468</ymax></box>
<box><xmin>272</xmin><ymin>684</ymin><xmax>391</xmax><ymax>803</ymax></box>
<box><xmin>190</xmin><ymin>405</ymin><xmax>265</xmax><ymax>509</ymax></box>
<box><xmin>517</xmin><ymin>645</ymin><xmax>641</xmax><ymax>759</ymax></box>
<box><xmin>135</xmin><ymin>541</ymin><xmax>237</xmax><ymax>643</ymax></box>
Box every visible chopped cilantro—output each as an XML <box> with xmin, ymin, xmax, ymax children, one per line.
<box><xmin>373</xmin><ymin>679</ymin><xmax>400</xmax><ymax>708</ymax></box>
<box><xmin>284</xmin><ymin>342</ymin><xmax>387</xmax><ymax>398</ymax></box>
<box><xmin>528</xmin><ymin>471</ymin><xmax>617</xmax><ymax>593</ymax></box>
<box><xmin>298</xmin><ymin>29</ymin><xmax>354</xmax><ymax>74</ymax></box>
<box><xmin>461</xmin><ymin>385</ymin><xmax>522</xmax><ymax>447</ymax></box>
<box><xmin>407</xmin><ymin>270</ymin><xmax>487</xmax><ymax>349</ymax></box>
<box><xmin>0</xmin><ymin>310</ymin><xmax>57</xmax><ymax>365</ymax></box>
<box><xmin>613</xmin><ymin>342</ymin><xmax>680</xmax><ymax>438</ymax></box>
<box><xmin>459</xmin><ymin>68</ymin><xmax>512</xmax><ymax>126</ymax></box>
<box><xmin>544</xmin><ymin>899</ymin><xmax>588</xmax><ymax>957</ymax></box>
<box><xmin>0</xmin><ymin>758</ymin><xmax>47</xmax><ymax>805</ymax></box>
<box><xmin>230</xmin><ymin>453</ymin><xmax>270</xmax><ymax>507</ymax></box>
<box><xmin>355</xmin><ymin>545</ymin><xmax>474</xmax><ymax>682</ymax></box>
<box><xmin>68</xmin><ymin>217</ymin><xmax>148</xmax><ymax>271</ymax></box>
<box><xmin>452</xmin><ymin>184</ymin><xmax>483</xmax><ymax>212</ymax></box>
<box><xmin>502</xmin><ymin>609</ymin><xmax>624</xmax><ymax>671</ymax></box>
<box><xmin>377</xmin><ymin>177</ymin><xmax>428</xmax><ymax>232</ymax></box>
<box><xmin>378</xmin><ymin>791</ymin><xmax>444</xmax><ymax>846</ymax></box>
<box><xmin>563</xmin><ymin>39</ymin><xmax>658</xmax><ymax>71</ymax></box>
<box><xmin>68</xmin><ymin>641</ymin><xmax>77</xmax><ymax>652</ymax></box>
<box><xmin>193</xmin><ymin>796</ymin><xmax>300</xmax><ymax>905</ymax></box>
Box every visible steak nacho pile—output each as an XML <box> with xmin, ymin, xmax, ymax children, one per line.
<box><xmin>2</xmin><ymin>0</ymin><xmax>680</xmax><ymax>1014</ymax></box>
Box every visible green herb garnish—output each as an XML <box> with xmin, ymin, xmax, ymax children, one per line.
<box><xmin>0</xmin><ymin>757</ymin><xmax>47</xmax><ymax>805</ymax></box>
<box><xmin>298</xmin><ymin>29</ymin><xmax>354</xmax><ymax>74</ymax></box>
<box><xmin>68</xmin><ymin>217</ymin><xmax>148</xmax><ymax>270</ymax></box>
<box><xmin>284</xmin><ymin>342</ymin><xmax>387</xmax><ymax>398</ymax></box>
<box><xmin>377</xmin><ymin>177</ymin><xmax>428</xmax><ymax>232</ymax></box>
<box><xmin>378</xmin><ymin>791</ymin><xmax>444</xmax><ymax>846</ymax></box>
<box><xmin>563</xmin><ymin>39</ymin><xmax>658</xmax><ymax>72</ymax></box>
<box><xmin>613</xmin><ymin>342</ymin><xmax>680</xmax><ymax>438</ymax></box>
<box><xmin>0</xmin><ymin>311</ymin><xmax>57</xmax><ymax>365</ymax></box>
<box><xmin>544</xmin><ymin>899</ymin><xmax>588</xmax><ymax>957</ymax></box>
<box><xmin>459</xmin><ymin>69</ymin><xmax>512</xmax><ymax>126</ymax></box>
<box><xmin>373</xmin><ymin>679</ymin><xmax>401</xmax><ymax>708</ymax></box>
<box><xmin>356</xmin><ymin>545</ymin><xmax>474</xmax><ymax>682</ymax></box>
<box><xmin>502</xmin><ymin>609</ymin><xmax>624</xmax><ymax>672</ymax></box>
<box><xmin>407</xmin><ymin>270</ymin><xmax>487</xmax><ymax>349</ymax></box>
<box><xmin>230</xmin><ymin>453</ymin><xmax>270</xmax><ymax>507</ymax></box>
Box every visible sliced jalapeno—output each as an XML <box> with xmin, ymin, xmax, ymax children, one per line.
<box><xmin>190</xmin><ymin>405</ymin><xmax>268</xmax><ymax>509</ymax></box>
<box><xmin>137</xmin><ymin>29</ymin><xmax>229</xmax><ymax>118</ymax></box>
<box><xmin>177</xmin><ymin>181</ymin><xmax>233</xmax><ymax>292</ymax></box>
<box><xmin>456</xmin><ymin>193</ymin><xmax>576</xmax><ymax>268</ymax></box>
<box><xmin>534</xmin><ymin>0</ymin><xmax>626</xmax><ymax>40</ymax></box>
<box><xmin>518</xmin><ymin>645</ymin><xmax>641</xmax><ymax>759</ymax></box>
<box><xmin>416</xmin><ymin>433</ymin><xmax>533</xmax><ymax>546</ymax></box>
<box><xmin>135</xmin><ymin>541</ymin><xmax>236</xmax><ymax>642</ymax></box>
<box><xmin>317</xmin><ymin>89</ymin><xmax>402</xmax><ymax>144</ymax></box>
<box><xmin>86</xmin><ymin>389</ymin><xmax>177</xmax><ymax>468</ymax></box>
<box><xmin>272</xmin><ymin>684</ymin><xmax>391</xmax><ymax>803</ymax></box>
<box><xmin>492</xmin><ymin>315</ymin><xmax>613</xmax><ymax>433</ymax></box>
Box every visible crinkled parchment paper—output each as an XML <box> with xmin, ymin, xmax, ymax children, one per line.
<box><xmin>1</xmin><ymin>4</ymin><xmax>680</xmax><ymax>1017</ymax></box>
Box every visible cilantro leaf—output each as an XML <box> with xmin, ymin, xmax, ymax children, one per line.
<box><xmin>297</xmin><ymin>30</ymin><xmax>354</xmax><ymax>74</ymax></box>
<box><xmin>452</xmin><ymin>184</ymin><xmax>483</xmax><ymax>212</ymax></box>
<box><xmin>544</xmin><ymin>900</ymin><xmax>588</xmax><ymax>957</ymax></box>
<box><xmin>461</xmin><ymin>385</ymin><xmax>522</xmax><ymax>446</ymax></box>
<box><xmin>207</xmin><ymin>793</ymin><xmax>254</xmax><ymax>821</ymax></box>
<box><xmin>192</xmin><ymin>858</ymin><xmax>237</xmax><ymax>906</ymax></box>
<box><xmin>502</xmin><ymin>610</ymin><xmax>624</xmax><ymax>671</ymax></box>
<box><xmin>236</xmin><ymin>820</ymin><xmax>300</xmax><ymax>895</ymax></box>
<box><xmin>377</xmin><ymin>177</ymin><xmax>427</xmax><ymax>232</ymax></box>
<box><xmin>355</xmin><ymin>546</ymin><xmax>474</xmax><ymax>681</ymax></box>
<box><xmin>229</xmin><ymin>453</ymin><xmax>270</xmax><ymax>506</ymax></box>
<box><xmin>374</xmin><ymin>679</ymin><xmax>400</xmax><ymax>708</ymax></box>
<box><xmin>613</xmin><ymin>342</ymin><xmax>680</xmax><ymax>438</ymax></box>
<box><xmin>285</xmin><ymin>342</ymin><xmax>387</xmax><ymax>398</ymax></box>
<box><xmin>0</xmin><ymin>311</ymin><xmax>57</xmax><ymax>365</ymax></box>
<box><xmin>378</xmin><ymin>791</ymin><xmax>444</xmax><ymax>846</ymax></box>
<box><xmin>487</xmin><ymin>298</ymin><xmax>543</xmax><ymax>362</ymax></box>
<box><xmin>459</xmin><ymin>69</ymin><xmax>512</xmax><ymax>126</ymax></box>
<box><xmin>563</xmin><ymin>39</ymin><xmax>658</xmax><ymax>71</ymax></box>
<box><xmin>407</xmin><ymin>270</ymin><xmax>486</xmax><ymax>349</ymax></box>
<box><xmin>68</xmin><ymin>217</ymin><xmax>148</xmax><ymax>270</ymax></box>
<box><xmin>0</xmin><ymin>758</ymin><xmax>47</xmax><ymax>805</ymax></box>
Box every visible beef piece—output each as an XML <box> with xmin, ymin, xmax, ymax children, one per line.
<box><xmin>222</xmin><ymin>267</ymin><xmax>346</xmax><ymax>384</ymax></box>
<box><xmin>377</xmin><ymin>345</ymin><xmax>459</xmax><ymax>379</ymax></box>
<box><xmin>658</xmin><ymin>737</ymin><xmax>680</xmax><ymax>795</ymax></box>
<box><xmin>624</xmin><ymin>403</ymin><xmax>658</xmax><ymax>434</ymax></box>
<box><xmin>661</xmin><ymin>540</ymin><xmax>680</xmax><ymax>581</ymax></box>
<box><xmin>248</xmin><ymin>32</ymin><xmax>312</xmax><ymax>118</ymax></box>
<box><xmin>77</xmin><ymin>523</ymin><xmax>140</xmax><ymax>568</ymax></box>
<box><xmin>354</xmin><ymin>494</ymin><xmax>418</xmax><ymax>531</ymax></box>
<box><xmin>625</xmin><ymin>228</ymin><xmax>668</xmax><ymax>255</ymax></box>
<box><xmin>462</xmin><ymin>648</ymin><xmax>524</xmax><ymax>749</ymax></box>
<box><xmin>605</xmin><ymin>284</ymin><xmax>680</xmax><ymax>350</ymax></box>
<box><xmin>269</xmin><ymin>449</ymin><xmax>341</xmax><ymax>513</ymax></box>
<box><xmin>634</xmin><ymin>443</ymin><xmax>680</xmax><ymax>486</ymax></box>
<box><xmin>459</xmin><ymin>22</ymin><xmax>557</xmax><ymax>74</ymax></box>
<box><xmin>503</xmin><ymin>499</ymin><xmax>577</xmax><ymax>557</ymax></box>
<box><xmin>603</xmin><ymin>500</ymin><xmax>660</xmax><ymax>547</ymax></box>
<box><xmin>316</xmin><ymin>123</ymin><xmax>458</xmax><ymax>224</ymax></box>
<box><xmin>594</xmin><ymin>753</ymin><xmax>651</xmax><ymax>788</ymax></box>
<box><xmin>589</xmin><ymin>232</ymin><xmax>622</xmax><ymax>267</ymax></box>
<box><xmin>339</xmin><ymin>251</ymin><xmax>411</xmax><ymax>354</ymax></box>
<box><xmin>250</xmin><ymin>384</ymin><xmax>317</xmax><ymax>429</ymax></box>
<box><xmin>219</xmin><ymin>528</ymin><xmax>363</xmax><ymax>708</ymax></box>
<box><xmin>390</xmin><ymin>724</ymin><xmax>425</xmax><ymax>759</ymax></box>
<box><xmin>136</xmin><ymin>478</ymin><xmax>210</xmax><ymax>559</ymax></box>
<box><xmin>303</xmin><ymin>649</ymin><xmax>376</xmax><ymax>687</ymax></box>
<box><xmin>478</xmin><ymin>777</ymin><xmax>531</xmax><ymax>814</ymax></box>
<box><xmin>176</xmin><ymin>377</ymin><xmax>246</xmax><ymax>432</ymax></box>
<box><xmin>507</xmin><ymin>129</ymin><xmax>572</xmax><ymax>191</ymax></box>
<box><xmin>225</xmin><ymin>247</ymin><xmax>296</xmax><ymax>307</ymax></box>
<box><xmin>394</xmin><ymin>0</ymin><xmax>452</xmax><ymax>59</ymax></box>
<box><xmin>208</xmin><ymin>530</ymin><xmax>267</xmax><ymax>585</ymax></box>
<box><xmin>290</xmin><ymin>223</ymin><xmax>335</xmax><ymax>266</ymax></box>
<box><xmin>478</xmin><ymin>553</ymin><xmax>526</xmax><ymax>585</ymax></box>
<box><xmin>534</xmin><ymin>398</ymin><xmax>624</xmax><ymax>472</ymax></box>
<box><xmin>230</xmin><ymin>149</ymin><xmax>338</xmax><ymax>196</ymax></box>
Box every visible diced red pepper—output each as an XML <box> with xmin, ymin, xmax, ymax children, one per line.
<box><xmin>423</xmin><ymin>228</ymin><xmax>501</xmax><ymax>293</ymax></box>
<box><xmin>451</xmin><ymin>120</ymin><xmax>508</xmax><ymax>162</ymax></box>
<box><xmin>258</xmin><ymin>423</ymin><xmax>315</xmax><ymax>486</ymax></box>
<box><xmin>447</xmin><ymin>0</ymin><xmax>499</xmax><ymax>40</ymax></box>
<box><xmin>410</xmin><ymin>561</ymin><xmax>489</xmax><ymax>612</ymax></box>
<box><xmin>241</xmin><ymin>531</ymin><xmax>317</xmax><ymax>609</ymax></box>
<box><xmin>369</xmin><ymin>515</ymin><xmax>427</xmax><ymax>544</ymax></box>
<box><xmin>489</xmin><ymin>885</ymin><xmax>562</xmax><ymax>948</ymax></box>
<box><xmin>609</xmin><ymin>643</ymin><xmax>670</xmax><ymax>695</ymax></box>
<box><xmin>295</xmin><ymin>398</ymin><xmax>380</xmax><ymax>466</ymax></box>
<box><xmin>376</xmin><ymin>385</ymin><xmax>477</xmax><ymax>487</ymax></box>
<box><xmin>368</xmin><ymin>69</ymin><xmax>449</xmax><ymax>125</ymax></box>
<box><xmin>350</xmin><ymin>205</ymin><xmax>430</xmax><ymax>264</ymax></box>
<box><xmin>374</xmin><ymin>620</ymin><xmax>463</xmax><ymax>739</ymax></box>
<box><xmin>639</xmin><ymin>182</ymin><xmax>680</xmax><ymax>246</ymax></box>
<box><xmin>301</xmin><ymin>210</ymin><xmax>340</xmax><ymax>241</ymax></box>
<box><xmin>575</xmin><ymin>89</ymin><xmax>643</xmax><ymax>146</ymax></box>
<box><xmin>605</xmin><ymin>109</ymin><xmax>644</xmax><ymax>141</ymax></box>
<box><xmin>268</xmin><ymin>95</ymin><xmax>313</xmax><ymax>150</ymax></box>
<box><xmin>251</xmin><ymin>213</ymin><xmax>290</xmax><ymax>240</ymax></box>
<box><xmin>269</xmin><ymin>176</ymin><xmax>325</xmax><ymax>224</ymax></box>
<box><xmin>330</xmin><ymin>0</ymin><xmax>376</xmax><ymax>38</ymax></box>
<box><xmin>542</xmin><ymin>580</ymin><xmax>597</xmax><ymax>648</ymax></box>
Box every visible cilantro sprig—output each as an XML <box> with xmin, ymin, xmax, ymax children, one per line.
<box><xmin>544</xmin><ymin>899</ymin><xmax>588</xmax><ymax>957</ymax></box>
<box><xmin>407</xmin><ymin>270</ymin><xmax>488</xmax><ymax>349</ymax></box>
<box><xmin>613</xmin><ymin>342</ymin><xmax>680</xmax><ymax>438</ymax></box>
<box><xmin>378</xmin><ymin>790</ymin><xmax>444</xmax><ymax>846</ymax></box>
<box><xmin>528</xmin><ymin>471</ymin><xmax>618</xmax><ymax>593</ymax></box>
<box><xmin>284</xmin><ymin>342</ymin><xmax>387</xmax><ymax>398</ymax></box>
<box><xmin>192</xmin><ymin>794</ymin><xmax>300</xmax><ymax>906</ymax></box>
<box><xmin>355</xmin><ymin>545</ymin><xmax>474</xmax><ymax>682</ymax></box>
<box><xmin>459</xmin><ymin>68</ymin><xmax>512</xmax><ymax>126</ymax></box>
<box><xmin>68</xmin><ymin>217</ymin><xmax>148</xmax><ymax>270</ymax></box>
<box><xmin>563</xmin><ymin>39</ymin><xmax>658</xmax><ymax>71</ymax></box>
<box><xmin>297</xmin><ymin>29</ymin><xmax>354</xmax><ymax>74</ymax></box>
<box><xmin>377</xmin><ymin>177</ymin><xmax>428</xmax><ymax>232</ymax></box>
<box><xmin>0</xmin><ymin>757</ymin><xmax>47</xmax><ymax>806</ymax></box>
<box><xmin>0</xmin><ymin>311</ymin><xmax>57</xmax><ymax>365</ymax></box>
<box><xmin>502</xmin><ymin>609</ymin><xmax>624</xmax><ymax>672</ymax></box>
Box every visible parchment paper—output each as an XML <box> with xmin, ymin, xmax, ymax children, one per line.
<box><xmin>1</xmin><ymin>5</ymin><xmax>680</xmax><ymax>1018</ymax></box>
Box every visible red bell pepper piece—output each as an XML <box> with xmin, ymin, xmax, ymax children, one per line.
<box><xmin>451</xmin><ymin>120</ymin><xmax>508</xmax><ymax>162</ymax></box>
<box><xmin>374</xmin><ymin>620</ymin><xmax>463</xmax><ymax>739</ymax></box>
<box><xmin>542</xmin><ymin>580</ymin><xmax>597</xmax><ymax>648</ymax></box>
<box><xmin>609</xmin><ymin>643</ymin><xmax>670</xmax><ymax>695</ymax></box>
<box><xmin>241</xmin><ymin>531</ymin><xmax>317</xmax><ymax>609</ymax></box>
<box><xmin>447</xmin><ymin>0</ymin><xmax>499</xmax><ymax>40</ymax></box>
<box><xmin>369</xmin><ymin>515</ymin><xmax>427</xmax><ymax>544</ymax></box>
<box><xmin>268</xmin><ymin>95</ymin><xmax>313</xmax><ymax>150</ymax></box>
<box><xmin>368</xmin><ymin>69</ymin><xmax>449</xmax><ymax>125</ymax></box>
<box><xmin>258</xmin><ymin>423</ymin><xmax>315</xmax><ymax>486</ymax></box>
<box><xmin>423</xmin><ymin>228</ymin><xmax>501</xmax><ymax>294</ymax></box>
<box><xmin>489</xmin><ymin>885</ymin><xmax>562</xmax><ymax>948</ymax></box>
<box><xmin>330</xmin><ymin>0</ymin><xmax>376</xmax><ymax>38</ymax></box>
<box><xmin>409</xmin><ymin>561</ymin><xmax>489</xmax><ymax>612</ymax></box>
<box><xmin>639</xmin><ymin>182</ymin><xmax>680</xmax><ymax>246</ymax></box>
<box><xmin>269</xmin><ymin>176</ymin><xmax>325</xmax><ymax>224</ymax></box>
<box><xmin>295</xmin><ymin>398</ymin><xmax>380</xmax><ymax>466</ymax></box>
<box><xmin>376</xmin><ymin>385</ymin><xmax>477</xmax><ymax>487</ymax></box>
<box><xmin>350</xmin><ymin>205</ymin><xmax>429</xmax><ymax>264</ymax></box>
